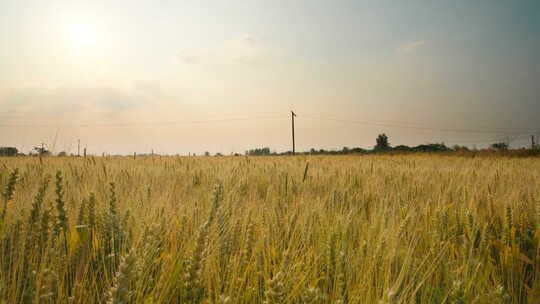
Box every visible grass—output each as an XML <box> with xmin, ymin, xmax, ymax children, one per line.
<box><xmin>0</xmin><ymin>154</ymin><xmax>539</xmax><ymax>303</ymax></box>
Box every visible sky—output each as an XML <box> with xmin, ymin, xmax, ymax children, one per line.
<box><xmin>1</xmin><ymin>0</ymin><xmax>539</xmax><ymax>155</ymax></box>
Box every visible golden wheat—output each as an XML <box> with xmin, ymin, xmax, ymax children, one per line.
<box><xmin>0</xmin><ymin>154</ymin><xmax>538</xmax><ymax>303</ymax></box>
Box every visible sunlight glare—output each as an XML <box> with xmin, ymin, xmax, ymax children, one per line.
<box><xmin>67</xmin><ymin>22</ymin><xmax>98</xmax><ymax>49</ymax></box>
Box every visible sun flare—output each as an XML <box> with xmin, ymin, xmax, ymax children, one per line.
<box><xmin>66</xmin><ymin>22</ymin><xmax>98</xmax><ymax>49</ymax></box>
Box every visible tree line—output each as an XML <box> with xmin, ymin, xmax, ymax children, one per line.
<box><xmin>0</xmin><ymin>134</ymin><xmax>536</xmax><ymax>157</ymax></box>
<box><xmin>245</xmin><ymin>133</ymin><xmax>536</xmax><ymax>156</ymax></box>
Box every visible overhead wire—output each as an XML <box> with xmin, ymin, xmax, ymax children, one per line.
<box><xmin>299</xmin><ymin>114</ymin><xmax>535</xmax><ymax>135</ymax></box>
<box><xmin>0</xmin><ymin>114</ymin><xmax>286</xmax><ymax>128</ymax></box>
<box><xmin>296</xmin><ymin>113</ymin><xmax>536</xmax><ymax>146</ymax></box>
<box><xmin>1</xmin><ymin>110</ymin><xmax>536</xmax><ymax>147</ymax></box>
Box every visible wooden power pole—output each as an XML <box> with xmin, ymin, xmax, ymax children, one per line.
<box><xmin>291</xmin><ymin>111</ymin><xmax>296</xmax><ymax>155</ymax></box>
<box><xmin>77</xmin><ymin>139</ymin><xmax>80</xmax><ymax>157</ymax></box>
<box><xmin>532</xmin><ymin>135</ymin><xmax>536</xmax><ymax>149</ymax></box>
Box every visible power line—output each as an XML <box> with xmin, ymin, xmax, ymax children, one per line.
<box><xmin>295</xmin><ymin>113</ymin><xmax>536</xmax><ymax>147</ymax></box>
<box><xmin>0</xmin><ymin>111</ymin><xmax>284</xmax><ymax>121</ymax></box>
<box><xmin>298</xmin><ymin>111</ymin><xmax>536</xmax><ymax>132</ymax></box>
<box><xmin>299</xmin><ymin>114</ymin><xmax>535</xmax><ymax>135</ymax></box>
<box><xmin>1</xmin><ymin>111</ymin><xmax>534</xmax><ymax>135</ymax></box>
<box><xmin>0</xmin><ymin>114</ymin><xmax>286</xmax><ymax>128</ymax></box>
<box><xmin>444</xmin><ymin>133</ymin><xmax>530</xmax><ymax>144</ymax></box>
<box><xmin>2</xmin><ymin>111</ymin><xmax>535</xmax><ymax>149</ymax></box>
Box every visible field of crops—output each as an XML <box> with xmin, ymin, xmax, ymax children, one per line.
<box><xmin>0</xmin><ymin>155</ymin><xmax>539</xmax><ymax>303</ymax></box>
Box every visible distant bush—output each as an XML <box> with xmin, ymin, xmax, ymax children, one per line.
<box><xmin>246</xmin><ymin>147</ymin><xmax>271</xmax><ymax>156</ymax></box>
<box><xmin>0</xmin><ymin>147</ymin><xmax>18</xmax><ymax>157</ymax></box>
<box><xmin>393</xmin><ymin>145</ymin><xmax>413</xmax><ymax>152</ymax></box>
<box><xmin>412</xmin><ymin>143</ymin><xmax>451</xmax><ymax>152</ymax></box>
<box><xmin>490</xmin><ymin>142</ymin><xmax>509</xmax><ymax>150</ymax></box>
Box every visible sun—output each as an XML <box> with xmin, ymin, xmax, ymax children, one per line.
<box><xmin>66</xmin><ymin>22</ymin><xmax>99</xmax><ymax>49</ymax></box>
<box><xmin>57</xmin><ymin>12</ymin><xmax>104</xmax><ymax>56</ymax></box>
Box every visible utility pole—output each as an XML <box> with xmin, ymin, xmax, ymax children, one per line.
<box><xmin>532</xmin><ymin>135</ymin><xmax>536</xmax><ymax>149</ymax></box>
<box><xmin>291</xmin><ymin>111</ymin><xmax>296</xmax><ymax>155</ymax></box>
<box><xmin>77</xmin><ymin>139</ymin><xmax>80</xmax><ymax>157</ymax></box>
<box><xmin>83</xmin><ymin>148</ymin><xmax>87</xmax><ymax>158</ymax></box>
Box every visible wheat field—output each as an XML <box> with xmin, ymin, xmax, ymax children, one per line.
<box><xmin>0</xmin><ymin>155</ymin><xmax>539</xmax><ymax>303</ymax></box>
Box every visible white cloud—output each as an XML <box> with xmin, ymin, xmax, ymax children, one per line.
<box><xmin>0</xmin><ymin>84</ymin><xmax>172</xmax><ymax>122</ymax></box>
<box><xmin>396</xmin><ymin>40</ymin><xmax>427</xmax><ymax>53</ymax></box>
<box><xmin>175</xmin><ymin>36</ymin><xmax>282</xmax><ymax>67</ymax></box>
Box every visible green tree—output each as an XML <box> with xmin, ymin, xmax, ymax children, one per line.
<box><xmin>33</xmin><ymin>146</ymin><xmax>51</xmax><ymax>156</ymax></box>
<box><xmin>0</xmin><ymin>147</ymin><xmax>18</xmax><ymax>156</ymax></box>
<box><xmin>491</xmin><ymin>142</ymin><xmax>509</xmax><ymax>150</ymax></box>
<box><xmin>374</xmin><ymin>134</ymin><xmax>390</xmax><ymax>151</ymax></box>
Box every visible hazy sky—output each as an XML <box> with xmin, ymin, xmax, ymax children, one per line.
<box><xmin>1</xmin><ymin>0</ymin><xmax>539</xmax><ymax>155</ymax></box>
